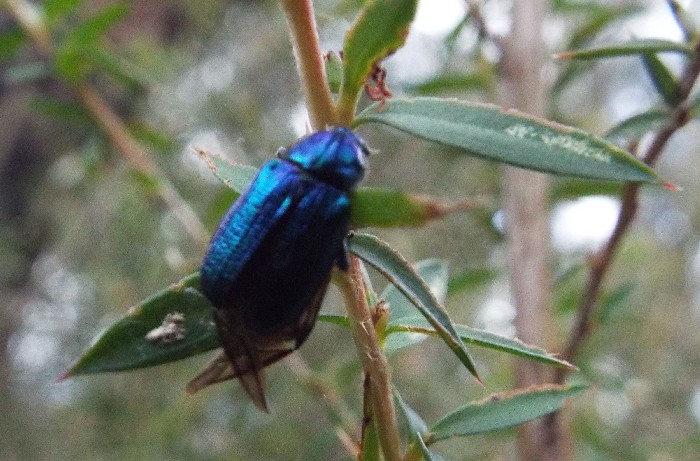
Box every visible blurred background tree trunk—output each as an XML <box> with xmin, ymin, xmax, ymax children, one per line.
<box><xmin>499</xmin><ymin>1</ymin><xmax>570</xmax><ymax>460</ymax></box>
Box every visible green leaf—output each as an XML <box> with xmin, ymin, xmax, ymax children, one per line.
<box><xmin>563</xmin><ymin>6</ymin><xmax>639</xmax><ymax>50</ymax></box>
<box><xmin>351</xmin><ymin>188</ymin><xmax>480</xmax><ymax>228</ymax></box>
<box><xmin>62</xmin><ymin>273</ymin><xmax>220</xmax><ymax>377</ymax></box>
<box><xmin>408</xmin><ymin>73</ymin><xmax>492</xmax><ymax>95</ymax></box>
<box><xmin>354</xmin><ymin>97</ymin><xmax>661</xmax><ymax>183</ymax></box>
<box><xmin>385</xmin><ymin>259</ymin><xmax>448</xmax><ymax>323</ymax></box>
<box><xmin>341</xmin><ymin>0</ymin><xmax>418</xmax><ymax>101</ymax></box>
<box><xmin>196</xmin><ymin>148</ymin><xmax>258</xmax><ymax>195</ymax></box>
<box><xmin>30</xmin><ymin>96</ymin><xmax>88</xmax><ymax>123</ymax></box>
<box><xmin>318</xmin><ymin>310</ymin><xmax>576</xmax><ymax>371</ymax></box>
<box><xmin>382</xmin><ymin>259</ymin><xmax>447</xmax><ymax>352</ymax></box>
<box><xmin>394</xmin><ymin>390</ymin><xmax>429</xmax><ymax>435</ymax></box>
<box><xmin>604</xmin><ymin>109</ymin><xmax>673</xmax><ymax>141</ymax></box>
<box><xmin>361</xmin><ymin>417</ymin><xmax>382</xmax><ymax>461</ymax></box>
<box><xmin>317</xmin><ymin>313</ymin><xmax>349</xmax><ymax>328</ymax></box>
<box><xmin>641</xmin><ymin>53</ymin><xmax>681</xmax><ymax>106</ymax></box>
<box><xmin>63</xmin><ymin>3</ymin><xmax>128</xmax><ymax>46</ymax></box>
<box><xmin>324</xmin><ymin>50</ymin><xmax>343</xmax><ymax>94</ymax></box>
<box><xmin>0</xmin><ymin>26</ymin><xmax>26</xmax><ymax>60</ymax></box>
<box><xmin>199</xmin><ymin>150</ymin><xmax>476</xmax><ymax>229</ymax></box>
<box><xmin>597</xmin><ymin>282</ymin><xmax>635</xmax><ymax>324</ymax></box>
<box><xmin>394</xmin><ymin>390</ymin><xmax>446</xmax><ymax>460</ymax></box>
<box><xmin>81</xmin><ymin>46</ymin><xmax>145</xmax><ymax>89</ymax></box>
<box><xmin>348</xmin><ymin>232</ymin><xmax>480</xmax><ymax>380</ymax></box>
<box><xmin>415</xmin><ymin>434</ymin><xmax>445</xmax><ymax>461</ymax></box>
<box><xmin>44</xmin><ymin>0</ymin><xmax>85</xmax><ymax>25</ymax></box>
<box><xmin>54</xmin><ymin>47</ymin><xmax>87</xmax><ymax>83</ymax></box>
<box><xmin>454</xmin><ymin>325</ymin><xmax>575</xmax><ymax>369</ymax></box>
<box><xmin>447</xmin><ymin>267</ymin><xmax>498</xmax><ymax>295</ymax></box>
<box><xmin>386</xmin><ymin>318</ymin><xmax>576</xmax><ymax>370</ymax></box>
<box><xmin>555</xmin><ymin>38</ymin><xmax>693</xmax><ymax>60</ymax></box>
<box><xmin>552</xmin><ymin>5</ymin><xmax>640</xmax><ymax>96</ymax></box>
<box><xmin>549</xmin><ymin>178</ymin><xmax>623</xmax><ymax>201</ymax></box>
<box><xmin>428</xmin><ymin>384</ymin><xmax>587</xmax><ymax>441</ymax></box>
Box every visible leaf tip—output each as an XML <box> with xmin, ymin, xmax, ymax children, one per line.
<box><xmin>553</xmin><ymin>51</ymin><xmax>572</xmax><ymax>61</ymax></box>
<box><xmin>663</xmin><ymin>181</ymin><xmax>682</xmax><ymax>191</ymax></box>
<box><xmin>194</xmin><ymin>147</ymin><xmax>218</xmax><ymax>174</ymax></box>
<box><xmin>55</xmin><ymin>369</ymin><xmax>71</xmax><ymax>383</ymax></box>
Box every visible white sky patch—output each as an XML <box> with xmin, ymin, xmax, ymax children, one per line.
<box><xmin>595</xmin><ymin>388</ymin><xmax>632</xmax><ymax>426</ymax></box>
<box><xmin>290</xmin><ymin>102</ymin><xmax>311</xmax><ymax>138</ymax></box>
<box><xmin>413</xmin><ymin>0</ymin><xmax>466</xmax><ymax>38</ymax></box>
<box><xmin>199</xmin><ymin>55</ymin><xmax>236</xmax><ymax>92</ymax></box>
<box><xmin>476</xmin><ymin>281</ymin><xmax>515</xmax><ymax>337</ymax></box>
<box><xmin>627</xmin><ymin>1</ymin><xmax>685</xmax><ymax>42</ymax></box>
<box><xmin>551</xmin><ymin>196</ymin><xmax>621</xmax><ymax>254</ymax></box>
<box><xmin>607</xmin><ymin>85</ymin><xmax>654</xmax><ymax>125</ymax></box>
<box><xmin>689</xmin><ymin>386</ymin><xmax>700</xmax><ymax>425</ymax></box>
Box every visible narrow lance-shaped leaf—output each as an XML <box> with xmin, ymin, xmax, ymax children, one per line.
<box><xmin>447</xmin><ymin>267</ymin><xmax>498</xmax><ymax>295</ymax></box>
<box><xmin>61</xmin><ymin>273</ymin><xmax>219</xmax><ymax>377</ymax></box>
<box><xmin>385</xmin><ymin>259</ymin><xmax>448</xmax><ymax>323</ymax></box>
<box><xmin>340</xmin><ymin>0</ymin><xmax>418</xmax><ymax>109</ymax></box>
<box><xmin>355</xmin><ymin>97</ymin><xmax>661</xmax><ymax>183</ymax></box>
<box><xmin>62</xmin><ymin>3</ymin><xmax>129</xmax><ymax>46</ymax></box>
<box><xmin>195</xmin><ymin>148</ymin><xmax>257</xmax><ymax>195</ymax></box>
<box><xmin>427</xmin><ymin>384</ymin><xmax>587</xmax><ymax>442</ymax></box>
<box><xmin>351</xmin><ymin>187</ymin><xmax>484</xmax><ymax>228</ymax></box>
<box><xmin>604</xmin><ymin>108</ymin><xmax>673</xmax><ymax>141</ymax></box>
<box><xmin>383</xmin><ymin>259</ymin><xmax>448</xmax><ymax>353</ymax></box>
<box><xmin>317</xmin><ymin>314</ymin><xmax>575</xmax><ymax>371</ymax></box>
<box><xmin>361</xmin><ymin>414</ymin><xmax>382</xmax><ymax>461</ymax></box>
<box><xmin>348</xmin><ymin>232</ymin><xmax>480</xmax><ymax>380</ymax></box>
<box><xmin>562</xmin><ymin>6</ymin><xmax>640</xmax><ymax>51</ymax></box>
<box><xmin>415</xmin><ymin>434</ymin><xmax>445</xmax><ymax>461</ymax></box>
<box><xmin>552</xmin><ymin>5</ymin><xmax>640</xmax><ymax>96</ymax></box>
<box><xmin>641</xmin><ymin>53</ymin><xmax>681</xmax><ymax>106</ymax></box>
<box><xmin>386</xmin><ymin>318</ymin><xmax>575</xmax><ymax>370</ymax></box>
<box><xmin>198</xmin><ymin>149</ymin><xmax>479</xmax><ymax>229</ymax></box>
<box><xmin>394</xmin><ymin>390</ymin><xmax>445</xmax><ymax>461</ymax></box>
<box><xmin>554</xmin><ymin>38</ymin><xmax>693</xmax><ymax>60</ymax></box>
<box><xmin>409</xmin><ymin>73</ymin><xmax>492</xmax><ymax>95</ymax></box>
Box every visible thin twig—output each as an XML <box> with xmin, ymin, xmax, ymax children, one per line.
<box><xmin>75</xmin><ymin>85</ymin><xmax>207</xmax><ymax>246</ymax></box>
<box><xmin>556</xmin><ymin>39</ymin><xmax>700</xmax><ymax>382</ymax></box>
<box><xmin>280</xmin><ymin>0</ymin><xmax>337</xmax><ymax>129</ymax></box>
<box><xmin>464</xmin><ymin>0</ymin><xmax>504</xmax><ymax>49</ymax></box>
<box><xmin>337</xmin><ymin>258</ymin><xmax>402</xmax><ymax>461</ymax></box>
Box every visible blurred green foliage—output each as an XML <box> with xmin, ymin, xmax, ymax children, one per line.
<box><xmin>1</xmin><ymin>0</ymin><xmax>700</xmax><ymax>460</ymax></box>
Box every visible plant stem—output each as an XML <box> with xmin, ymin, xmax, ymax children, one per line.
<box><xmin>280</xmin><ymin>0</ymin><xmax>337</xmax><ymax>129</ymax></box>
<box><xmin>336</xmin><ymin>89</ymin><xmax>359</xmax><ymax>127</ymax></box>
<box><xmin>337</xmin><ymin>257</ymin><xmax>402</xmax><ymax>461</ymax></box>
<box><xmin>556</xmin><ymin>37</ymin><xmax>700</xmax><ymax>379</ymax></box>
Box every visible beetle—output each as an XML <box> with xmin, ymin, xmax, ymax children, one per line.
<box><xmin>200</xmin><ymin>127</ymin><xmax>369</xmax><ymax>411</ymax></box>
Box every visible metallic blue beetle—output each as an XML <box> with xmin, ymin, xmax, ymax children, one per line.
<box><xmin>200</xmin><ymin>127</ymin><xmax>368</xmax><ymax>411</ymax></box>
